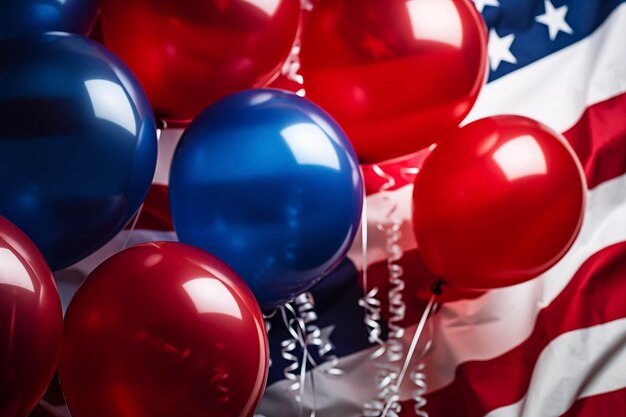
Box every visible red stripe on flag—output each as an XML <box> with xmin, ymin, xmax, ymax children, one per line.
<box><xmin>564</xmin><ymin>92</ymin><xmax>626</xmax><ymax>189</ymax></box>
<box><xmin>559</xmin><ymin>386</ymin><xmax>626</xmax><ymax>417</ymax></box>
<box><xmin>415</xmin><ymin>241</ymin><xmax>626</xmax><ymax>417</ymax></box>
<box><xmin>133</xmin><ymin>184</ymin><xmax>173</xmax><ymax>231</ymax></box>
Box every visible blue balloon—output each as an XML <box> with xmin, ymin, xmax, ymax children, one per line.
<box><xmin>0</xmin><ymin>33</ymin><xmax>158</xmax><ymax>270</ymax></box>
<box><xmin>0</xmin><ymin>0</ymin><xmax>98</xmax><ymax>42</ymax></box>
<box><xmin>169</xmin><ymin>89</ymin><xmax>363</xmax><ymax>309</ymax></box>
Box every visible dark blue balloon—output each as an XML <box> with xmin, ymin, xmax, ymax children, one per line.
<box><xmin>0</xmin><ymin>33</ymin><xmax>158</xmax><ymax>270</ymax></box>
<box><xmin>0</xmin><ymin>0</ymin><xmax>98</xmax><ymax>42</ymax></box>
<box><xmin>169</xmin><ymin>89</ymin><xmax>363</xmax><ymax>309</ymax></box>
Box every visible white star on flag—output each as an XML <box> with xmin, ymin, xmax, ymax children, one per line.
<box><xmin>535</xmin><ymin>0</ymin><xmax>574</xmax><ymax>40</ymax></box>
<box><xmin>488</xmin><ymin>29</ymin><xmax>518</xmax><ymax>71</ymax></box>
<box><xmin>472</xmin><ymin>0</ymin><xmax>500</xmax><ymax>13</ymax></box>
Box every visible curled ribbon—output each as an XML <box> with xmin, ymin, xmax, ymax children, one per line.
<box><xmin>294</xmin><ymin>292</ymin><xmax>343</xmax><ymax>376</ymax></box>
<box><xmin>281</xmin><ymin>42</ymin><xmax>304</xmax><ymax>88</ymax></box>
<box><xmin>280</xmin><ymin>0</ymin><xmax>307</xmax><ymax>95</ymax></box>
<box><xmin>380</xmin><ymin>215</ymin><xmax>407</xmax><ymax>365</ymax></box>
<box><xmin>411</xmin><ymin>362</ymin><xmax>428</xmax><ymax>417</ymax></box>
<box><xmin>364</xmin><ymin>164</ymin><xmax>410</xmax><ymax>416</ymax></box>
<box><xmin>279</xmin><ymin>303</ymin><xmax>317</xmax><ymax>417</ymax></box>
<box><xmin>263</xmin><ymin>310</ymin><xmax>277</xmax><ymax>368</ymax></box>
<box><xmin>380</xmin><ymin>294</ymin><xmax>439</xmax><ymax>417</ymax></box>
<box><xmin>410</xmin><ymin>302</ymin><xmax>437</xmax><ymax>417</ymax></box>
<box><xmin>358</xmin><ymin>179</ymin><xmax>385</xmax><ymax>355</ymax></box>
<box><xmin>360</xmin><ymin>166</ymin><xmax>398</xmax><ymax>416</ymax></box>
<box><xmin>279</xmin><ymin>319</ymin><xmax>302</xmax><ymax>401</ymax></box>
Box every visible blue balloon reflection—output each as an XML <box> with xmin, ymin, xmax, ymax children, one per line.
<box><xmin>0</xmin><ymin>33</ymin><xmax>157</xmax><ymax>270</ymax></box>
<box><xmin>169</xmin><ymin>89</ymin><xmax>363</xmax><ymax>309</ymax></box>
<box><xmin>0</xmin><ymin>0</ymin><xmax>98</xmax><ymax>42</ymax></box>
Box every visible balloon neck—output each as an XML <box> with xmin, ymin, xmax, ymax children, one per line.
<box><xmin>430</xmin><ymin>280</ymin><xmax>444</xmax><ymax>296</ymax></box>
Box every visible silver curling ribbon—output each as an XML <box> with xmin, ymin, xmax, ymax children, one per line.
<box><xmin>373</xmin><ymin>164</ymin><xmax>409</xmax><ymax>416</ymax></box>
<box><xmin>280</xmin><ymin>0</ymin><xmax>308</xmax><ymax>94</ymax></box>
<box><xmin>359</xmin><ymin>166</ymin><xmax>396</xmax><ymax>417</ymax></box>
<box><xmin>279</xmin><ymin>305</ymin><xmax>304</xmax><ymax>402</ymax></box>
<box><xmin>368</xmin><ymin>215</ymin><xmax>406</xmax><ymax>417</ymax></box>
<box><xmin>358</xmin><ymin>182</ymin><xmax>385</xmax><ymax>358</ymax></box>
<box><xmin>294</xmin><ymin>292</ymin><xmax>343</xmax><ymax>376</ymax></box>
<box><xmin>363</xmin><ymin>362</ymin><xmax>401</xmax><ymax>417</ymax></box>
<box><xmin>410</xmin><ymin>362</ymin><xmax>428</xmax><ymax>417</ymax></box>
<box><xmin>263</xmin><ymin>310</ymin><xmax>277</xmax><ymax>369</ymax></box>
<box><xmin>380</xmin><ymin>216</ymin><xmax>407</xmax><ymax>365</ymax></box>
<box><xmin>410</xmin><ymin>294</ymin><xmax>439</xmax><ymax>417</ymax></box>
<box><xmin>280</xmin><ymin>303</ymin><xmax>317</xmax><ymax>417</ymax></box>
<box><xmin>380</xmin><ymin>294</ymin><xmax>439</xmax><ymax>417</ymax></box>
<box><xmin>281</xmin><ymin>330</ymin><xmax>302</xmax><ymax>401</ymax></box>
<box><xmin>280</xmin><ymin>41</ymin><xmax>304</xmax><ymax>90</ymax></box>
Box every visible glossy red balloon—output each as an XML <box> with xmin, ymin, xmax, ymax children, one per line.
<box><xmin>0</xmin><ymin>217</ymin><xmax>63</xmax><ymax>417</ymax></box>
<box><xmin>300</xmin><ymin>0</ymin><xmax>488</xmax><ymax>163</ymax></box>
<box><xmin>412</xmin><ymin>116</ymin><xmax>586</xmax><ymax>289</ymax></box>
<box><xmin>59</xmin><ymin>242</ymin><xmax>269</xmax><ymax>417</ymax></box>
<box><xmin>98</xmin><ymin>0</ymin><xmax>300</xmax><ymax>124</ymax></box>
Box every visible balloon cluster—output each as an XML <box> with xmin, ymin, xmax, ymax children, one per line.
<box><xmin>0</xmin><ymin>1</ymin><xmax>587</xmax><ymax>417</ymax></box>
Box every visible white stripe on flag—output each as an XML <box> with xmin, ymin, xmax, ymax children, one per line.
<box><xmin>484</xmin><ymin>317</ymin><xmax>626</xmax><ymax>417</ymax></box>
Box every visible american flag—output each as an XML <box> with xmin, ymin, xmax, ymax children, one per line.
<box><xmin>41</xmin><ymin>0</ymin><xmax>626</xmax><ymax>416</ymax></box>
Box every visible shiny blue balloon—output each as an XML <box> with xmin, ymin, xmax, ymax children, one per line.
<box><xmin>0</xmin><ymin>33</ymin><xmax>158</xmax><ymax>270</ymax></box>
<box><xmin>169</xmin><ymin>89</ymin><xmax>363</xmax><ymax>309</ymax></box>
<box><xmin>0</xmin><ymin>0</ymin><xmax>98</xmax><ymax>42</ymax></box>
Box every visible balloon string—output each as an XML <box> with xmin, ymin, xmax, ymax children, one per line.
<box><xmin>358</xmin><ymin>176</ymin><xmax>385</xmax><ymax>351</ymax></box>
<box><xmin>410</xmin><ymin>301</ymin><xmax>437</xmax><ymax>417</ymax></box>
<box><xmin>279</xmin><ymin>304</ymin><xmax>317</xmax><ymax>417</ymax></box>
<box><xmin>363</xmin><ymin>164</ymin><xmax>408</xmax><ymax>416</ymax></box>
<box><xmin>376</xmin><ymin>165</ymin><xmax>407</xmax><ymax>363</ymax></box>
<box><xmin>38</xmin><ymin>400</ymin><xmax>70</xmax><ymax>417</ymax></box>
<box><xmin>121</xmin><ymin>202</ymin><xmax>144</xmax><ymax>250</ymax></box>
<box><xmin>309</xmin><ymin>363</ymin><xmax>317</xmax><ymax>417</ymax></box>
<box><xmin>279</xmin><ymin>305</ymin><xmax>303</xmax><ymax>402</ymax></box>
<box><xmin>380</xmin><ymin>292</ymin><xmax>439</xmax><ymax>417</ymax></box>
<box><xmin>263</xmin><ymin>309</ymin><xmax>277</xmax><ymax>368</ymax></box>
<box><xmin>295</xmin><ymin>292</ymin><xmax>343</xmax><ymax>376</ymax></box>
<box><xmin>360</xmin><ymin>166</ymin><xmax>398</xmax><ymax>416</ymax></box>
<box><xmin>280</xmin><ymin>0</ymin><xmax>311</xmax><ymax>97</ymax></box>
<box><xmin>379</xmin><ymin>210</ymin><xmax>406</xmax><ymax>413</ymax></box>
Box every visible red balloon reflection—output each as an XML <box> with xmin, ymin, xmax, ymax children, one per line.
<box><xmin>99</xmin><ymin>0</ymin><xmax>301</xmax><ymax>124</ymax></box>
<box><xmin>412</xmin><ymin>116</ymin><xmax>586</xmax><ymax>289</ymax></box>
<box><xmin>0</xmin><ymin>217</ymin><xmax>63</xmax><ymax>417</ymax></box>
<box><xmin>59</xmin><ymin>242</ymin><xmax>268</xmax><ymax>417</ymax></box>
<box><xmin>301</xmin><ymin>0</ymin><xmax>487</xmax><ymax>163</ymax></box>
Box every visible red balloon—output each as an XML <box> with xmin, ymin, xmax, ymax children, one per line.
<box><xmin>99</xmin><ymin>0</ymin><xmax>301</xmax><ymax>124</ymax></box>
<box><xmin>0</xmin><ymin>217</ymin><xmax>63</xmax><ymax>417</ymax></box>
<box><xmin>59</xmin><ymin>242</ymin><xmax>268</xmax><ymax>417</ymax></box>
<box><xmin>412</xmin><ymin>116</ymin><xmax>586</xmax><ymax>289</ymax></box>
<box><xmin>300</xmin><ymin>0</ymin><xmax>488</xmax><ymax>163</ymax></box>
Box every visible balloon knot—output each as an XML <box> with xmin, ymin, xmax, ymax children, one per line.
<box><xmin>430</xmin><ymin>281</ymin><xmax>443</xmax><ymax>296</ymax></box>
